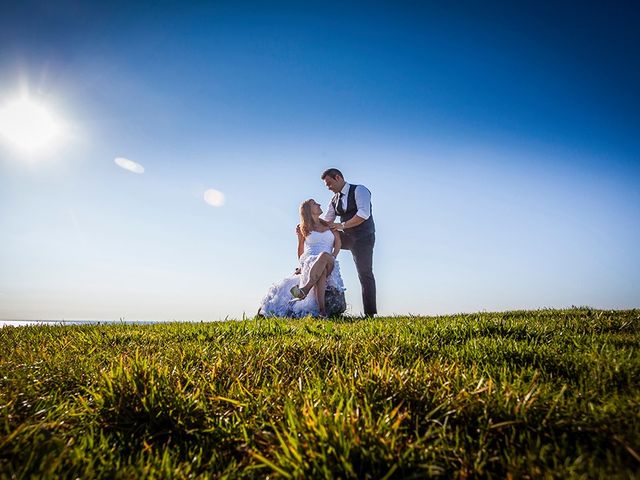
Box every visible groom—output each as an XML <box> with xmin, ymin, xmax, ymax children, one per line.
<box><xmin>321</xmin><ymin>168</ymin><xmax>377</xmax><ymax>317</ymax></box>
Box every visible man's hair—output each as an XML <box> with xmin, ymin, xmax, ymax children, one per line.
<box><xmin>321</xmin><ymin>168</ymin><xmax>343</xmax><ymax>180</ymax></box>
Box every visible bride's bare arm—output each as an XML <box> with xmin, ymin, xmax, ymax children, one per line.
<box><xmin>296</xmin><ymin>224</ymin><xmax>305</xmax><ymax>258</ymax></box>
<box><xmin>332</xmin><ymin>230</ymin><xmax>341</xmax><ymax>258</ymax></box>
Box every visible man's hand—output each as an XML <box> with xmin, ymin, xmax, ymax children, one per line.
<box><xmin>328</xmin><ymin>222</ymin><xmax>343</xmax><ymax>231</ymax></box>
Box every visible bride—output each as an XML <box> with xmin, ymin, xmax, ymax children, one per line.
<box><xmin>258</xmin><ymin>199</ymin><xmax>346</xmax><ymax>318</ymax></box>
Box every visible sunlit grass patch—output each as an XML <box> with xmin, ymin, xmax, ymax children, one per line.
<box><xmin>1</xmin><ymin>309</ymin><xmax>638</xmax><ymax>478</ymax></box>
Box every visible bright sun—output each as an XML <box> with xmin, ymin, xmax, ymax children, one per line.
<box><xmin>0</xmin><ymin>96</ymin><xmax>65</xmax><ymax>154</ymax></box>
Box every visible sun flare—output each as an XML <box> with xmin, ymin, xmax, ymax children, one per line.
<box><xmin>0</xmin><ymin>95</ymin><xmax>65</xmax><ymax>154</ymax></box>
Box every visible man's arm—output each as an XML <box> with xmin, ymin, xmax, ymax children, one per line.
<box><xmin>353</xmin><ymin>185</ymin><xmax>371</xmax><ymax>220</ymax></box>
<box><xmin>339</xmin><ymin>215</ymin><xmax>366</xmax><ymax>229</ymax></box>
<box><xmin>328</xmin><ymin>185</ymin><xmax>371</xmax><ymax>230</ymax></box>
<box><xmin>322</xmin><ymin>199</ymin><xmax>337</xmax><ymax>223</ymax></box>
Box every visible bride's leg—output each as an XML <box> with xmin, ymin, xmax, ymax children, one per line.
<box><xmin>301</xmin><ymin>253</ymin><xmax>332</xmax><ymax>295</ymax></box>
<box><xmin>315</xmin><ymin>269</ymin><xmax>327</xmax><ymax>316</ymax></box>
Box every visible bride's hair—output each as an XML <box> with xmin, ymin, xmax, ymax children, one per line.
<box><xmin>299</xmin><ymin>199</ymin><xmax>329</xmax><ymax>237</ymax></box>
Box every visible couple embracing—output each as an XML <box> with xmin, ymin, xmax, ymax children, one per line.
<box><xmin>258</xmin><ymin>168</ymin><xmax>377</xmax><ymax>318</ymax></box>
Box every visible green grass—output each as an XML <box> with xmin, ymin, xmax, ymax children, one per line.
<box><xmin>1</xmin><ymin>309</ymin><xmax>639</xmax><ymax>479</ymax></box>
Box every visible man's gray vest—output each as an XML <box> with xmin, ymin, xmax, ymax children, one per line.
<box><xmin>332</xmin><ymin>184</ymin><xmax>375</xmax><ymax>239</ymax></box>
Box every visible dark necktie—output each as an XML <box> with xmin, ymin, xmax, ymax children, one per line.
<box><xmin>337</xmin><ymin>193</ymin><xmax>344</xmax><ymax>214</ymax></box>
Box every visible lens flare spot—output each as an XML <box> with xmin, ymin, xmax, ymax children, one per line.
<box><xmin>204</xmin><ymin>188</ymin><xmax>225</xmax><ymax>207</ymax></box>
<box><xmin>114</xmin><ymin>157</ymin><xmax>144</xmax><ymax>174</ymax></box>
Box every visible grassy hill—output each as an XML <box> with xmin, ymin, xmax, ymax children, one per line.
<box><xmin>1</xmin><ymin>309</ymin><xmax>639</xmax><ymax>478</ymax></box>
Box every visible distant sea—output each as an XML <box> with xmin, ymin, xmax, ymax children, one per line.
<box><xmin>0</xmin><ymin>319</ymin><xmax>172</xmax><ymax>328</ymax></box>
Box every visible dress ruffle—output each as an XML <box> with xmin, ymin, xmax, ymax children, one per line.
<box><xmin>258</xmin><ymin>259</ymin><xmax>346</xmax><ymax>318</ymax></box>
<box><xmin>258</xmin><ymin>230</ymin><xmax>346</xmax><ymax>318</ymax></box>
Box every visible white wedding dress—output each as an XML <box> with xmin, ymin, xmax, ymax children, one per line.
<box><xmin>258</xmin><ymin>230</ymin><xmax>346</xmax><ymax>317</ymax></box>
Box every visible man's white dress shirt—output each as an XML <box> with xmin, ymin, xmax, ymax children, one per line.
<box><xmin>323</xmin><ymin>183</ymin><xmax>371</xmax><ymax>223</ymax></box>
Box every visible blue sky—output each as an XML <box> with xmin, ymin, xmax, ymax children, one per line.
<box><xmin>1</xmin><ymin>1</ymin><xmax>638</xmax><ymax>320</ymax></box>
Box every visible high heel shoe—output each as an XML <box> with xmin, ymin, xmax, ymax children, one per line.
<box><xmin>290</xmin><ymin>285</ymin><xmax>307</xmax><ymax>300</ymax></box>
